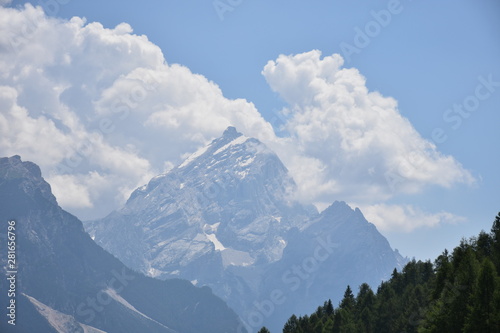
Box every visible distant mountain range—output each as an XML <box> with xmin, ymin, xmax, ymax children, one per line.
<box><xmin>0</xmin><ymin>155</ymin><xmax>243</xmax><ymax>333</ymax></box>
<box><xmin>85</xmin><ymin>127</ymin><xmax>406</xmax><ymax>332</ymax></box>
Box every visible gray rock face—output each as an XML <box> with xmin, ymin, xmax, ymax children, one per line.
<box><xmin>0</xmin><ymin>155</ymin><xmax>244</xmax><ymax>333</ymax></box>
<box><xmin>256</xmin><ymin>201</ymin><xmax>408</xmax><ymax>330</ymax></box>
<box><xmin>85</xmin><ymin>127</ymin><xmax>406</xmax><ymax>332</ymax></box>
<box><xmin>87</xmin><ymin>127</ymin><xmax>313</xmax><ymax>277</ymax></box>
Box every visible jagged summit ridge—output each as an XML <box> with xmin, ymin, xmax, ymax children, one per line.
<box><xmin>223</xmin><ymin>125</ymin><xmax>239</xmax><ymax>137</ymax></box>
<box><xmin>0</xmin><ymin>155</ymin><xmax>56</xmax><ymax>205</ymax></box>
<box><xmin>177</xmin><ymin>126</ymin><xmax>272</xmax><ymax>175</ymax></box>
<box><xmin>130</xmin><ymin>126</ymin><xmax>284</xmax><ymax>201</ymax></box>
<box><xmin>177</xmin><ymin>126</ymin><xmax>248</xmax><ymax>170</ymax></box>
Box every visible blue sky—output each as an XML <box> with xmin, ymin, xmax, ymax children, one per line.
<box><xmin>2</xmin><ymin>0</ymin><xmax>499</xmax><ymax>260</ymax></box>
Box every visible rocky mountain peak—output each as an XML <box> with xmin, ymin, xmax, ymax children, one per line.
<box><xmin>0</xmin><ymin>156</ymin><xmax>244</xmax><ymax>333</ymax></box>
<box><xmin>222</xmin><ymin>125</ymin><xmax>239</xmax><ymax>139</ymax></box>
<box><xmin>0</xmin><ymin>155</ymin><xmax>56</xmax><ymax>206</ymax></box>
<box><xmin>84</xmin><ymin>128</ymin><xmax>406</xmax><ymax>332</ymax></box>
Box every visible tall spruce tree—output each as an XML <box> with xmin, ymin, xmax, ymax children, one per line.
<box><xmin>355</xmin><ymin>283</ymin><xmax>375</xmax><ymax>332</ymax></box>
<box><xmin>492</xmin><ymin>212</ymin><xmax>500</xmax><ymax>271</ymax></box>
<box><xmin>283</xmin><ymin>314</ymin><xmax>300</xmax><ymax>333</ymax></box>
<box><xmin>464</xmin><ymin>258</ymin><xmax>499</xmax><ymax>332</ymax></box>
<box><xmin>447</xmin><ymin>245</ymin><xmax>479</xmax><ymax>331</ymax></box>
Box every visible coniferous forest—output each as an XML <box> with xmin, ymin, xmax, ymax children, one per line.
<box><xmin>258</xmin><ymin>212</ymin><xmax>500</xmax><ymax>333</ymax></box>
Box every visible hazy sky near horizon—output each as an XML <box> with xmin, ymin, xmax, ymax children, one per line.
<box><xmin>0</xmin><ymin>0</ymin><xmax>499</xmax><ymax>260</ymax></box>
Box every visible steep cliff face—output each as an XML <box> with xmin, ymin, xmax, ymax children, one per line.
<box><xmin>0</xmin><ymin>155</ymin><xmax>243</xmax><ymax>333</ymax></box>
<box><xmin>86</xmin><ymin>127</ymin><xmax>406</xmax><ymax>332</ymax></box>
<box><xmin>256</xmin><ymin>201</ymin><xmax>407</xmax><ymax>330</ymax></box>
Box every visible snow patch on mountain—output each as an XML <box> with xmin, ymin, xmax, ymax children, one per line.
<box><xmin>179</xmin><ymin>144</ymin><xmax>211</xmax><ymax>168</ymax></box>
<box><xmin>221</xmin><ymin>248</ymin><xmax>254</xmax><ymax>267</ymax></box>
<box><xmin>205</xmin><ymin>233</ymin><xmax>226</xmax><ymax>251</ymax></box>
<box><xmin>146</xmin><ymin>266</ymin><xmax>166</xmax><ymax>278</ymax></box>
<box><xmin>203</xmin><ymin>222</ymin><xmax>220</xmax><ymax>233</ymax></box>
<box><xmin>214</xmin><ymin>134</ymin><xmax>249</xmax><ymax>155</ymax></box>
<box><xmin>238</xmin><ymin>155</ymin><xmax>255</xmax><ymax>167</ymax></box>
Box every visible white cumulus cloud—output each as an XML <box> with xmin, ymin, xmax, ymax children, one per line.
<box><xmin>262</xmin><ymin>50</ymin><xmax>475</xmax><ymax>207</ymax></box>
<box><xmin>0</xmin><ymin>5</ymin><xmax>273</xmax><ymax>219</ymax></box>
<box><xmin>0</xmin><ymin>6</ymin><xmax>474</xmax><ymax>232</ymax></box>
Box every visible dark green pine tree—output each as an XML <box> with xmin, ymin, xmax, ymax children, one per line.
<box><xmin>258</xmin><ymin>327</ymin><xmax>271</xmax><ymax>333</ymax></box>
<box><xmin>491</xmin><ymin>212</ymin><xmax>500</xmax><ymax>271</ymax></box>
<box><xmin>447</xmin><ymin>245</ymin><xmax>480</xmax><ymax>332</ymax></box>
<box><xmin>308</xmin><ymin>313</ymin><xmax>322</xmax><ymax>333</ymax></box>
<box><xmin>339</xmin><ymin>285</ymin><xmax>356</xmax><ymax>311</ymax></box>
<box><xmin>325</xmin><ymin>299</ymin><xmax>334</xmax><ymax>316</ymax></box>
<box><xmin>421</xmin><ymin>243</ymin><xmax>479</xmax><ymax>333</ymax></box>
<box><xmin>355</xmin><ymin>283</ymin><xmax>375</xmax><ymax>333</ymax></box>
<box><xmin>310</xmin><ymin>315</ymin><xmax>324</xmax><ymax>333</ymax></box>
<box><xmin>475</xmin><ymin>231</ymin><xmax>493</xmax><ymax>261</ymax></box>
<box><xmin>464</xmin><ymin>258</ymin><xmax>499</xmax><ymax>332</ymax></box>
<box><xmin>401</xmin><ymin>284</ymin><xmax>428</xmax><ymax>333</ymax></box>
<box><xmin>374</xmin><ymin>282</ymin><xmax>398</xmax><ymax>332</ymax></box>
<box><xmin>283</xmin><ymin>314</ymin><xmax>300</xmax><ymax>333</ymax></box>
<box><xmin>322</xmin><ymin>317</ymin><xmax>334</xmax><ymax>333</ymax></box>
<box><xmin>432</xmin><ymin>249</ymin><xmax>451</xmax><ymax>300</ymax></box>
<box><xmin>298</xmin><ymin>315</ymin><xmax>312</xmax><ymax>332</ymax></box>
<box><xmin>418</xmin><ymin>299</ymin><xmax>448</xmax><ymax>333</ymax></box>
<box><xmin>314</xmin><ymin>305</ymin><xmax>325</xmax><ymax>319</ymax></box>
<box><xmin>332</xmin><ymin>309</ymin><xmax>342</xmax><ymax>333</ymax></box>
<box><xmin>332</xmin><ymin>285</ymin><xmax>357</xmax><ymax>333</ymax></box>
<box><xmin>331</xmin><ymin>309</ymin><xmax>356</xmax><ymax>333</ymax></box>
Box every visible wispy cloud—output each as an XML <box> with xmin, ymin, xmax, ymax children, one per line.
<box><xmin>360</xmin><ymin>203</ymin><xmax>466</xmax><ymax>233</ymax></box>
